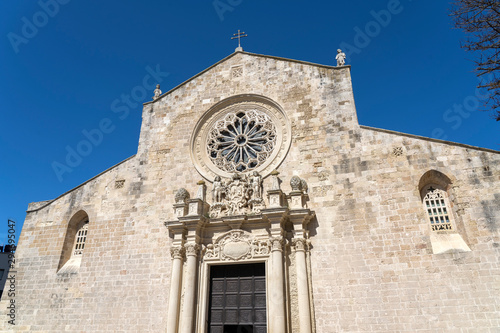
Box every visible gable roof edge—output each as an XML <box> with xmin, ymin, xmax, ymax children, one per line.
<box><xmin>26</xmin><ymin>154</ymin><xmax>136</xmax><ymax>213</ymax></box>
<box><xmin>144</xmin><ymin>51</ymin><xmax>349</xmax><ymax>105</ymax></box>
<box><xmin>360</xmin><ymin>125</ymin><xmax>499</xmax><ymax>154</ymax></box>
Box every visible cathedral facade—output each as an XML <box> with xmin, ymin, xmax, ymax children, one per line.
<box><xmin>4</xmin><ymin>51</ymin><xmax>500</xmax><ymax>332</ymax></box>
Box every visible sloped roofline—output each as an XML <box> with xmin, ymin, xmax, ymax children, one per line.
<box><xmin>143</xmin><ymin>51</ymin><xmax>349</xmax><ymax>105</ymax></box>
<box><xmin>26</xmin><ymin>155</ymin><xmax>136</xmax><ymax>213</ymax></box>
<box><xmin>360</xmin><ymin>125</ymin><xmax>499</xmax><ymax>154</ymax></box>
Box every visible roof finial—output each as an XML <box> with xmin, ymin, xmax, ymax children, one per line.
<box><xmin>153</xmin><ymin>84</ymin><xmax>162</xmax><ymax>100</ymax></box>
<box><xmin>231</xmin><ymin>29</ymin><xmax>248</xmax><ymax>52</ymax></box>
<box><xmin>336</xmin><ymin>49</ymin><xmax>346</xmax><ymax>67</ymax></box>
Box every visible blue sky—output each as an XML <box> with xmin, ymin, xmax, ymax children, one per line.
<box><xmin>0</xmin><ymin>0</ymin><xmax>498</xmax><ymax>244</ymax></box>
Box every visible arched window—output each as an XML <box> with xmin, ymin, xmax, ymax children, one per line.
<box><xmin>422</xmin><ymin>185</ymin><xmax>454</xmax><ymax>231</ymax></box>
<box><xmin>418</xmin><ymin>170</ymin><xmax>455</xmax><ymax>232</ymax></box>
<box><xmin>57</xmin><ymin>210</ymin><xmax>90</xmax><ymax>273</ymax></box>
<box><xmin>418</xmin><ymin>170</ymin><xmax>470</xmax><ymax>254</ymax></box>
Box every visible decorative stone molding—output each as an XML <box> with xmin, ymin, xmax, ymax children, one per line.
<box><xmin>114</xmin><ymin>180</ymin><xmax>125</xmax><ymax>189</ymax></box>
<box><xmin>203</xmin><ymin>229</ymin><xmax>270</xmax><ymax>261</ymax></box>
<box><xmin>392</xmin><ymin>146</ymin><xmax>404</xmax><ymax>157</ymax></box>
<box><xmin>190</xmin><ymin>95</ymin><xmax>292</xmax><ymax>180</ymax></box>
<box><xmin>174</xmin><ymin>188</ymin><xmax>190</xmax><ymax>218</ymax></box>
<box><xmin>266</xmin><ymin>170</ymin><xmax>286</xmax><ymax>208</ymax></box>
<box><xmin>174</xmin><ymin>204</ymin><xmax>187</xmax><ymax>218</ymax></box>
<box><xmin>170</xmin><ymin>246</ymin><xmax>185</xmax><ymax>259</ymax></box>
<box><xmin>288</xmin><ymin>175</ymin><xmax>309</xmax><ymax>209</ymax></box>
<box><xmin>231</xmin><ymin>66</ymin><xmax>243</xmax><ymax>78</ymax></box>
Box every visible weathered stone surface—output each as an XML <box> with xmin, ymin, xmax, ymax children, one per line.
<box><xmin>2</xmin><ymin>51</ymin><xmax>499</xmax><ymax>332</ymax></box>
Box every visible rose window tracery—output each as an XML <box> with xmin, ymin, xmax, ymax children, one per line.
<box><xmin>190</xmin><ymin>95</ymin><xmax>291</xmax><ymax>180</ymax></box>
<box><xmin>206</xmin><ymin>110</ymin><xmax>277</xmax><ymax>173</ymax></box>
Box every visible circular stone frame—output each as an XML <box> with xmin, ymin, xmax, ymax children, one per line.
<box><xmin>190</xmin><ymin>94</ymin><xmax>291</xmax><ymax>182</ymax></box>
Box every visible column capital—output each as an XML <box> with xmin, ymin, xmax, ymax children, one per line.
<box><xmin>291</xmin><ymin>238</ymin><xmax>309</xmax><ymax>252</ymax></box>
<box><xmin>270</xmin><ymin>236</ymin><xmax>284</xmax><ymax>252</ymax></box>
<box><xmin>184</xmin><ymin>243</ymin><xmax>200</xmax><ymax>257</ymax></box>
<box><xmin>170</xmin><ymin>245</ymin><xmax>185</xmax><ymax>259</ymax></box>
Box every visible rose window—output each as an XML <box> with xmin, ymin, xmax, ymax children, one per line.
<box><xmin>206</xmin><ymin>110</ymin><xmax>277</xmax><ymax>173</ymax></box>
<box><xmin>190</xmin><ymin>95</ymin><xmax>291</xmax><ymax>180</ymax></box>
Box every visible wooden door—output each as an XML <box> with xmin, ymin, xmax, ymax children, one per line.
<box><xmin>208</xmin><ymin>263</ymin><xmax>266</xmax><ymax>333</ymax></box>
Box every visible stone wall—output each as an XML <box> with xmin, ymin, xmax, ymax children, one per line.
<box><xmin>2</xmin><ymin>52</ymin><xmax>499</xmax><ymax>332</ymax></box>
<box><xmin>307</xmin><ymin>126</ymin><xmax>500</xmax><ymax>332</ymax></box>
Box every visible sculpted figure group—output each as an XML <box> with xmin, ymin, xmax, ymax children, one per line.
<box><xmin>210</xmin><ymin>171</ymin><xmax>264</xmax><ymax>217</ymax></box>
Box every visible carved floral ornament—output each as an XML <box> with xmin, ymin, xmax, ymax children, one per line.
<box><xmin>185</xmin><ymin>243</ymin><xmax>200</xmax><ymax>257</ymax></box>
<box><xmin>170</xmin><ymin>245</ymin><xmax>185</xmax><ymax>259</ymax></box>
<box><xmin>203</xmin><ymin>229</ymin><xmax>271</xmax><ymax>261</ymax></box>
<box><xmin>190</xmin><ymin>95</ymin><xmax>292</xmax><ymax>181</ymax></box>
<box><xmin>291</xmin><ymin>238</ymin><xmax>309</xmax><ymax>252</ymax></box>
<box><xmin>270</xmin><ymin>236</ymin><xmax>285</xmax><ymax>252</ymax></box>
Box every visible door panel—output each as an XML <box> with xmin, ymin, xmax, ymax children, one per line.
<box><xmin>208</xmin><ymin>263</ymin><xmax>266</xmax><ymax>333</ymax></box>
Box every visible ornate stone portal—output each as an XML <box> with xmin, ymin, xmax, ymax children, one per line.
<box><xmin>165</xmin><ymin>172</ymin><xmax>315</xmax><ymax>333</ymax></box>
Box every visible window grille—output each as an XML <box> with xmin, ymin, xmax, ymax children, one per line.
<box><xmin>73</xmin><ymin>222</ymin><xmax>89</xmax><ymax>256</ymax></box>
<box><xmin>423</xmin><ymin>188</ymin><xmax>453</xmax><ymax>231</ymax></box>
